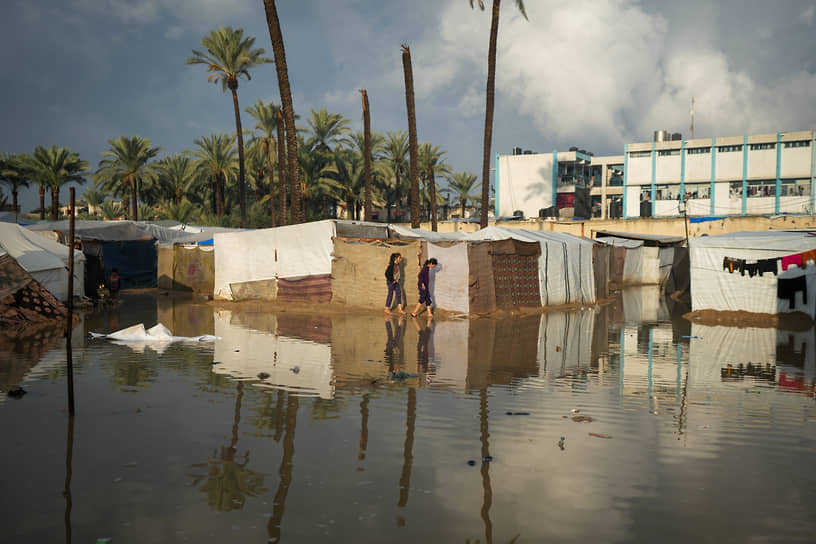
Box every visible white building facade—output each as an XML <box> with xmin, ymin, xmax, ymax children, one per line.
<box><xmin>495</xmin><ymin>130</ymin><xmax>816</xmax><ymax>220</ymax></box>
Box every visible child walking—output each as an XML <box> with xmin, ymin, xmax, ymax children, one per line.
<box><xmin>384</xmin><ymin>253</ymin><xmax>406</xmax><ymax>314</ymax></box>
<box><xmin>412</xmin><ymin>258</ymin><xmax>438</xmax><ymax>318</ymax></box>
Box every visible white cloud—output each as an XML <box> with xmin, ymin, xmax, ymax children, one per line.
<box><xmin>801</xmin><ymin>5</ymin><xmax>815</xmax><ymax>25</ymax></box>
<box><xmin>165</xmin><ymin>25</ymin><xmax>184</xmax><ymax>40</ymax></box>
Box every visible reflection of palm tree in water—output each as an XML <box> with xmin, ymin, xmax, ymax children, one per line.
<box><xmin>396</xmin><ymin>387</ymin><xmax>416</xmax><ymax>526</ymax></box>
<box><xmin>268</xmin><ymin>391</ymin><xmax>299</xmax><ymax>542</ymax></box>
<box><xmin>190</xmin><ymin>382</ymin><xmax>265</xmax><ymax>512</ymax></box>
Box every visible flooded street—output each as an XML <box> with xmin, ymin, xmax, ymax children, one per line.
<box><xmin>2</xmin><ymin>288</ymin><xmax>815</xmax><ymax>543</ymax></box>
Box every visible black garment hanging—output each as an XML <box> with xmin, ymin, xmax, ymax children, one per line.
<box><xmin>778</xmin><ymin>275</ymin><xmax>807</xmax><ymax>307</ymax></box>
<box><xmin>757</xmin><ymin>258</ymin><xmax>779</xmax><ymax>277</ymax></box>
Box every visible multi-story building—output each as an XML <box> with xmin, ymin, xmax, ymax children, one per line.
<box><xmin>495</xmin><ymin>129</ymin><xmax>815</xmax><ymax>220</ymax></box>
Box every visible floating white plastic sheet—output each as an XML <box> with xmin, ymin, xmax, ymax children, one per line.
<box><xmin>90</xmin><ymin>323</ymin><xmax>218</xmax><ymax>344</ymax></box>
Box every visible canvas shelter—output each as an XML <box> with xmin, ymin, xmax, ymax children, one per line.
<box><xmin>594</xmin><ymin>231</ymin><xmax>685</xmax><ymax>287</ymax></box>
<box><xmin>689</xmin><ymin>230</ymin><xmax>816</xmax><ymax>316</ymax></box>
<box><xmin>0</xmin><ymin>223</ymin><xmax>84</xmax><ymax>301</ymax></box>
<box><xmin>214</xmin><ymin>220</ymin><xmax>388</xmax><ymax>301</ymax></box>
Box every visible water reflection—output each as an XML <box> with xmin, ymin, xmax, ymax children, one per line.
<box><xmin>3</xmin><ymin>288</ymin><xmax>816</xmax><ymax>543</ymax></box>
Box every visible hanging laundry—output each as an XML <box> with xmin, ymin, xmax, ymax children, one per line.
<box><xmin>757</xmin><ymin>258</ymin><xmax>779</xmax><ymax>277</ymax></box>
<box><xmin>800</xmin><ymin>249</ymin><xmax>816</xmax><ymax>265</ymax></box>
<box><xmin>742</xmin><ymin>262</ymin><xmax>760</xmax><ymax>278</ymax></box>
<box><xmin>781</xmin><ymin>253</ymin><xmax>803</xmax><ymax>271</ymax></box>
<box><xmin>777</xmin><ymin>275</ymin><xmax>807</xmax><ymax>308</ymax></box>
<box><xmin>723</xmin><ymin>257</ymin><xmax>742</xmax><ymax>273</ymax></box>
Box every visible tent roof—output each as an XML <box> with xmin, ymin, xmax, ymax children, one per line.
<box><xmin>689</xmin><ymin>230</ymin><xmax>816</xmax><ymax>251</ymax></box>
<box><xmin>0</xmin><ymin>222</ymin><xmax>84</xmax><ymax>273</ymax></box>
<box><xmin>388</xmin><ymin>225</ymin><xmax>467</xmax><ymax>241</ymax></box>
<box><xmin>464</xmin><ymin>226</ymin><xmax>595</xmax><ymax>246</ymax></box>
<box><xmin>27</xmin><ymin>220</ymin><xmax>154</xmax><ymax>241</ymax></box>
<box><xmin>593</xmin><ymin>230</ymin><xmax>685</xmax><ymax>246</ymax></box>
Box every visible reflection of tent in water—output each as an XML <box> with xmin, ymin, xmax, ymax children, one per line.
<box><xmin>689</xmin><ymin>323</ymin><xmax>816</xmax><ymax>390</ymax></box>
<box><xmin>212</xmin><ymin>310</ymin><xmax>335</xmax><ymax>399</ymax></box>
<box><xmin>0</xmin><ymin>222</ymin><xmax>84</xmax><ymax>300</ymax></box>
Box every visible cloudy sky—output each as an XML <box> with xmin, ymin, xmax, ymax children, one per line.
<box><xmin>2</xmin><ymin>0</ymin><xmax>815</xmax><ymax>212</ymax></box>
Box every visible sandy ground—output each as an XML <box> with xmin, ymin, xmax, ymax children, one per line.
<box><xmin>683</xmin><ymin>309</ymin><xmax>814</xmax><ymax>330</ymax></box>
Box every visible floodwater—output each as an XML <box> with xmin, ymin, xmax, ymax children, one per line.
<box><xmin>1</xmin><ymin>288</ymin><xmax>815</xmax><ymax>543</ymax></box>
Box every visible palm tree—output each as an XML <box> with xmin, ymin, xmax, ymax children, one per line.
<box><xmin>246</xmin><ymin>99</ymin><xmax>281</xmax><ymax>224</ymax></box>
<box><xmin>94</xmin><ymin>136</ymin><xmax>160</xmax><ymax>221</ymax></box>
<box><xmin>401</xmin><ymin>45</ymin><xmax>421</xmax><ymax>228</ymax></box>
<box><xmin>470</xmin><ymin>0</ymin><xmax>527</xmax><ymax>228</ymax></box>
<box><xmin>262</xmin><ymin>1</ymin><xmax>302</xmax><ymax>224</ymax></box>
<box><xmin>419</xmin><ymin>143</ymin><xmax>452</xmax><ymax>230</ymax></box>
<box><xmin>275</xmin><ymin>110</ymin><xmax>288</xmax><ymax>225</ymax></box>
<box><xmin>298</xmin><ymin>145</ymin><xmax>343</xmax><ymax>220</ymax></box>
<box><xmin>0</xmin><ymin>153</ymin><xmax>30</xmax><ymax>219</ymax></box>
<box><xmin>191</xmin><ymin>133</ymin><xmax>238</xmax><ymax>218</ymax></box>
<box><xmin>162</xmin><ymin>199</ymin><xmax>197</xmax><ymax>224</ymax></box>
<box><xmin>360</xmin><ymin>90</ymin><xmax>373</xmax><ymax>221</ymax></box>
<box><xmin>99</xmin><ymin>200</ymin><xmax>124</xmax><ymax>220</ymax></box>
<box><xmin>22</xmin><ymin>146</ymin><xmax>89</xmax><ymax>220</ymax></box>
<box><xmin>383</xmin><ymin>131</ymin><xmax>409</xmax><ymax>222</ymax></box>
<box><xmin>187</xmin><ymin>26</ymin><xmax>273</xmax><ymax>228</ymax></box>
<box><xmin>305</xmin><ymin>109</ymin><xmax>350</xmax><ymax>154</ymax></box>
<box><xmin>82</xmin><ymin>182</ymin><xmax>105</xmax><ymax>217</ymax></box>
<box><xmin>157</xmin><ymin>154</ymin><xmax>197</xmax><ymax>205</ymax></box>
<box><xmin>447</xmin><ymin>171</ymin><xmax>480</xmax><ymax>219</ymax></box>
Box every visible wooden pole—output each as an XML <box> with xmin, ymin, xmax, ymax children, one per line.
<box><xmin>66</xmin><ymin>188</ymin><xmax>75</xmax><ymax>416</ymax></box>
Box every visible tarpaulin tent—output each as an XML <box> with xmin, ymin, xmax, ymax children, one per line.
<box><xmin>689</xmin><ymin>230</ymin><xmax>816</xmax><ymax>314</ymax></box>
<box><xmin>0</xmin><ymin>223</ymin><xmax>84</xmax><ymax>300</ymax></box>
<box><xmin>595</xmin><ymin>231</ymin><xmax>686</xmax><ymax>287</ymax></box>
<box><xmin>465</xmin><ymin>226</ymin><xmax>596</xmax><ymax>306</ymax></box>
<box><xmin>214</xmin><ymin>220</ymin><xmax>388</xmax><ymax>301</ymax></box>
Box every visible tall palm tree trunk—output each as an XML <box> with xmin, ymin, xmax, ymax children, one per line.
<box><xmin>12</xmin><ymin>190</ymin><xmax>18</xmax><ymax>217</ymax></box>
<box><xmin>210</xmin><ymin>176</ymin><xmax>218</xmax><ymax>215</ymax></box>
<box><xmin>361</xmin><ymin>89</ymin><xmax>372</xmax><ymax>221</ymax></box>
<box><xmin>50</xmin><ymin>185</ymin><xmax>59</xmax><ymax>220</ymax></box>
<box><xmin>480</xmin><ymin>0</ymin><xmax>501</xmax><ymax>229</ymax></box>
<box><xmin>39</xmin><ymin>185</ymin><xmax>45</xmax><ymax>220</ymax></box>
<box><xmin>130</xmin><ymin>177</ymin><xmax>138</xmax><ymax>221</ymax></box>
<box><xmin>229</xmin><ymin>83</ymin><xmax>248</xmax><ymax>228</ymax></box>
<box><xmin>264</xmin><ymin>0</ymin><xmax>302</xmax><ymax>224</ymax></box>
<box><xmin>276</xmin><ymin>111</ymin><xmax>287</xmax><ymax>225</ymax></box>
<box><xmin>429</xmin><ymin>165</ymin><xmax>438</xmax><ymax>232</ymax></box>
<box><xmin>401</xmin><ymin>45</ymin><xmax>421</xmax><ymax>229</ymax></box>
<box><xmin>266</xmin><ymin>141</ymin><xmax>277</xmax><ymax>226</ymax></box>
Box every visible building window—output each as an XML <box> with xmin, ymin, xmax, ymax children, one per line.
<box><xmin>718</xmin><ymin>145</ymin><xmax>743</xmax><ymax>153</ymax></box>
<box><xmin>655</xmin><ymin>184</ymin><xmax>681</xmax><ymax>200</ymax></box>
<box><xmin>780</xmin><ymin>178</ymin><xmax>811</xmax><ymax>197</ymax></box>
<box><xmin>684</xmin><ymin>183</ymin><xmax>711</xmax><ymax>199</ymax></box>
<box><xmin>628</xmin><ymin>151</ymin><xmax>651</xmax><ymax>158</ymax></box>
<box><xmin>657</xmin><ymin>149</ymin><xmax>681</xmax><ymax>156</ymax></box>
<box><xmin>749</xmin><ymin>143</ymin><xmax>776</xmax><ymax>151</ymax></box>
<box><xmin>729</xmin><ymin>181</ymin><xmax>744</xmax><ymax>198</ymax></box>
<box><xmin>687</xmin><ymin>147</ymin><xmax>711</xmax><ymax>155</ymax></box>
<box><xmin>747</xmin><ymin>179</ymin><xmax>776</xmax><ymax>197</ymax></box>
<box><xmin>783</xmin><ymin>140</ymin><xmax>811</xmax><ymax>149</ymax></box>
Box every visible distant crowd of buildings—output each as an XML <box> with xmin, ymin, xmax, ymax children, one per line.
<box><xmin>496</xmin><ymin>129</ymin><xmax>816</xmax><ymax>220</ymax></box>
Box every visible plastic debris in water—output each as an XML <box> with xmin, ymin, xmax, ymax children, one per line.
<box><xmin>589</xmin><ymin>432</ymin><xmax>612</xmax><ymax>439</ymax></box>
<box><xmin>483</xmin><ymin>455</ymin><xmax>493</xmax><ymax>462</ymax></box>
<box><xmin>681</xmin><ymin>335</ymin><xmax>699</xmax><ymax>339</ymax></box>
<box><xmin>572</xmin><ymin>415</ymin><xmax>593</xmax><ymax>423</ymax></box>
<box><xmin>291</xmin><ymin>366</ymin><xmax>300</xmax><ymax>374</ymax></box>
<box><xmin>571</xmin><ymin>408</ymin><xmax>580</xmax><ymax>413</ymax></box>
<box><xmin>257</xmin><ymin>372</ymin><xmax>270</xmax><ymax>380</ymax></box>
<box><xmin>467</xmin><ymin>460</ymin><xmax>476</xmax><ymax>466</ymax></box>
<box><xmin>505</xmin><ymin>411</ymin><xmax>530</xmax><ymax>416</ymax></box>
<box><xmin>7</xmin><ymin>386</ymin><xmax>26</xmax><ymax>399</ymax></box>
<box><xmin>391</xmin><ymin>371</ymin><xmax>418</xmax><ymax>380</ymax></box>
<box><xmin>558</xmin><ymin>437</ymin><xmax>565</xmax><ymax>450</ymax></box>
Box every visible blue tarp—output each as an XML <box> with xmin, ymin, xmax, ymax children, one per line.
<box><xmin>689</xmin><ymin>216</ymin><xmax>725</xmax><ymax>224</ymax></box>
<box><xmin>197</xmin><ymin>238</ymin><xmax>214</xmax><ymax>246</ymax></box>
<box><xmin>102</xmin><ymin>240</ymin><xmax>157</xmax><ymax>289</ymax></box>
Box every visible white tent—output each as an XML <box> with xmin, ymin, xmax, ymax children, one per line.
<box><xmin>690</xmin><ymin>230</ymin><xmax>816</xmax><ymax>314</ymax></box>
<box><xmin>0</xmin><ymin>223</ymin><xmax>84</xmax><ymax>300</ymax></box>
<box><xmin>214</xmin><ymin>220</ymin><xmax>388</xmax><ymax>300</ymax></box>
<box><xmin>465</xmin><ymin>226</ymin><xmax>596</xmax><ymax>305</ymax></box>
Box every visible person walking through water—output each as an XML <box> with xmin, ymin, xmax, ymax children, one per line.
<box><xmin>411</xmin><ymin>258</ymin><xmax>438</xmax><ymax>318</ymax></box>
<box><xmin>384</xmin><ymin>253</ymin><xmax>406</xmax><ymax>314</ymax></box>
<box><xmin>108</xmin><ymin>267</ymin><xmax>121</xmax><ymax>301</ymax></box>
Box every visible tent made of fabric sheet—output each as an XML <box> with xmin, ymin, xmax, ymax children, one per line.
<box><xmin>214</xmin><ymin>220</ymin><xmax>388</xmax><ymax>300</ymax></box>
<box><xmin>170</xmin><ymin>245</ymin><xmax>214</xmax><ymax>295</ymax></box>
<box><xmin>212</xmin><ymin>310</ymin><xmax>334</xmax><ymax>399</ymax></box>
<box><xmin>331</xmin><ymin>238</ymin><xmax>422</xmax><ymax>310</ymax></box>
<box><xmin>0</xmin><ymin>223</ymin><xmax>84</xmax><ymax>300</ymax></box>
<box><xmin>689</xmin><ymin>230</ymin><xmax>816</xmax><ymax>314</ymax></box>
<box><xmin>465</xmin><ymin>226</ymin><xmax>596</xmax><ymax>306</ymax></box>
<box><xmin>387</xmin><ymin>225</ymin><xmax>467</xmax><ymax>241</ymax></box>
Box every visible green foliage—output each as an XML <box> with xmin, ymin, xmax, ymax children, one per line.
<box><xmin>99</xmin><ymin>200</ymin><xmax>124</xmax><ymax>220</ymax></box>
<box><xmin>187</xmin><ymin>26</ymin><xmax>272</xmax><ymax>93</ymax></box>
<box><xmin>94</xmin><ymin>136</ymin><xmax>161</xmax><ymax>220</ymax></box>
<box><xmin>161</xmin><ymin>199</ymin><xmax>198</xmax><ymax>224</ymax></box>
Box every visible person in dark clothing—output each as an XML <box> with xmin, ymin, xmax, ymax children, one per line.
<box><xmin>109</xmin><ymin>268</ymin><xmax>121</xmax><ymax>300</ymax></box>
<box><xmin>411</xmin><ymin>258</ymin><xmax>438</xmax><ymax>318</ymax></box>
<box><xmin>384</xmin><ymin>253</ymin><xmax>406</xmax><ymax>314</ymax></box>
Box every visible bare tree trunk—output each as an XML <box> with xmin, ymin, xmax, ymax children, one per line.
<box><xmin>429</xmin><ymin>165</ymin><xmax>438</xmax><ymax>232</ymax></box>
<box><xmin>361</xmin><ymin>89</ymin><xmax>372</xmax><ymax>221</ymax></box>
<box><xmin>229</xmin><ymin>83</ymin><xmax>248</xmax><ymax>228</ymax></box>
<box><xmin>276</xmin><ymin>111</ymin><xmax>288</xmax><ymax>225</ymax></box>
<box><xmin>266</xmin><ymin>140</ymin><xmax>277</xmax><ymax>226</ymax></box>
<box><xmin>264</xmin><ymin>0</ymin><xmax>302</xmax><ymax>224</ymax></box>
<box><xmin>401</xmin><ymin>45</ymin><xmax>420</xmax><ymax>229</ymax></box>
<box><xmin>479</xmin><ymin>0</ymin><xmax>501</xmax><ymax>229</ymax></box>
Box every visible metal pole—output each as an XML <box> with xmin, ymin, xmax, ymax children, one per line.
<box><xmin>66</xmin><ymin>188</ymin><xmax>75</xmax><ymax>416</ymax></box>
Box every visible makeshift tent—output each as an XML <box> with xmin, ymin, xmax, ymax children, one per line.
<box><xmin>594</xmin><ymin>230</ymin><xmax>686</xmax><ymax>287</ymax></box>
<box><xmin>157</xmin><ymin>243</ymin><xmax>214</xmax><ymax>295</ymax></box>
<box><xmin>0</xmin><ymin>223</ymin><xmax>84</xmax><ymax>300</ymax></box>
<box><xmin>214</xmin><ymin>220</ymin><xmax>388</xmax><ymax>301</ymax></box>
<box><xmin>466</xmin><ymin>226</ymin><xmax>596</xmax><ymax>306</ymax></box>
<box><xmin>689</xmin><ymin>230</ymin><xmax>816</xmax><ymax>314</ymax></box>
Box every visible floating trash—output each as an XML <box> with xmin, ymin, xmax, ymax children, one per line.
<box><xmin>505</xmin><ymin>411</ymin><xmax>530</xmax><ymax>416</ymax></box>
<box><xmin>257</xmin><ymin>372</ymin><xmax>270</xmax><ymax>380</ymax></box>
<box><xmin>589</xmin><ymin>432</ymin><xmax>612</xmax><ymax>439</ymax></box>
<box><xmin>572</xmin><ymin>415</ymin><xmax>593</xmax><ymax>423</ymax></box>
<box><xmin>467</xmin><ymin>460</ymin><xmax>476</xmax><ymax>466</ymax></box>
<box><xmin>558</xmin><ymin>437</ymin><xmax>565</xmax><ymax>450</ymax></box>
